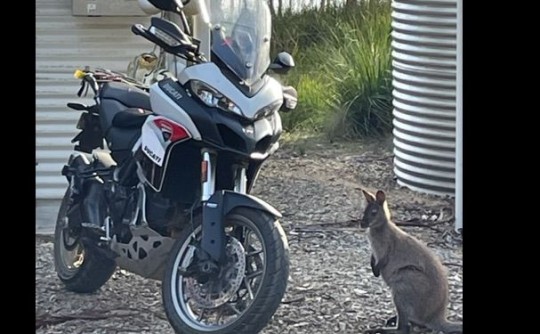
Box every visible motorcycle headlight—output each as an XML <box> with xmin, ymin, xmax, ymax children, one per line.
<box><xmin>190</xmin><ymin>80</ymin><xmax>243</xmax><ymax>116</ymax></box>
<box><xmin>254</xmin><ymin>100</ymin><xmax>282</xmax><ymax>120</ymax></box>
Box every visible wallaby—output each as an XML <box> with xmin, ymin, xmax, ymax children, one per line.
<box><xmin>360</xmin><ymin>189</ymin><xmax>462</xmax><ymax>334</ymax></box>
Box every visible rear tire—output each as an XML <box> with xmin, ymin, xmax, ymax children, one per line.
<box><xmin>162</xmin><ymin>207</ymin><xmax>290</xmax><ymax>334</ymax></box>
<box><xmin>53</xmin><ymin>188</ymin><xmax>117</xmax><ymax>293</ymax></box>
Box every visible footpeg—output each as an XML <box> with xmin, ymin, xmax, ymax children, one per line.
<box><xmin>81</xmin><ymin>222</ymin><xmax>106</xmax><ymax>238</ymax></box>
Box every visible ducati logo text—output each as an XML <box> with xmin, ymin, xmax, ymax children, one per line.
<box><xmin>143</xmin><ymin>145</ymin><xmax>162</xmax><ymax>164</ymax></box>
<box><xmin>163</xmin><ymin>83</ymin><xmax>183</xmax><ymax>101</ymax></box>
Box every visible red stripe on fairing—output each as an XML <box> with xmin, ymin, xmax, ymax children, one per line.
<box><xmin>153</xmin><ymin>118</ymin><xmax>191</xmax><ymax>142</ymax></box>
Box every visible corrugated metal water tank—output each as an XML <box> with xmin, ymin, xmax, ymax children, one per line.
<box><xmin>391</xmin><ymin>0</ymin><xmax>457</xmax><ymax>196</ymax></box>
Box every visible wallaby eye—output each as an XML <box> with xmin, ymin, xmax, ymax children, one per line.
<box><xmin>370</xmin><ymin>209</ymin><xmax>378</xmax><ymax>215</ymax></box>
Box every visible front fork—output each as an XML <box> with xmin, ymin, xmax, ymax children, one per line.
<box><xmin>201</xmin><ymin>151</ymin><xmax>248</xmax><ymax>199</ymax></box>
<box><xmin>200</xmin><ymin>150</ymin><xmax>246</xmax><ymax>264</ymax></box>
<box><xmin>201</xmin><ymin>151</ymin><xmax>217</xmax><ymax>202</ymax></box>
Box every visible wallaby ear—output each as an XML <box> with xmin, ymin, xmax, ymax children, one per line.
<box><xmin>375</xmin><ymin>190</ymin><xmax>386</xmax><ymax>205</ymax></box>
<box><xmin>362</xmin><ymin>189</ymin><xmax>376</xmax><ymax>203</ymax></box>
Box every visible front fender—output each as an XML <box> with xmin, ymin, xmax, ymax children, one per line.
<box><xmin>201</xmin><ymin>190</ymin><xmax>281</xmax><ymax>263</ymax></box>
<box><xmin>220</xmin><ymin>190</ymin><xmax>281</xmax><ymax>219</ymax></box>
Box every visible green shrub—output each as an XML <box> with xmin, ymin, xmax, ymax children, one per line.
<box><xmin>271</xmin><ymin>0</ymin><xmax>393</xmax><ymax>139</ymax></box>
<box><xmin>280</xmin><ymin>73</ymin><xmax>335</xmax><ymax>132</ymax></box>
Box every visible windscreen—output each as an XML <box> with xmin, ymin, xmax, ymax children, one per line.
<box><xmin>209</xmin><ymin>0</ymin><xmax>272</xmax><ymax>86</ymax></box>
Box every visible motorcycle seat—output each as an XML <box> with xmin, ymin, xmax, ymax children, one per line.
<box><xmin>99</xmin><ymin>81</ymin><xmax>151</xmax><ymax>110</ymax></box>
<box><xmin>112</xmin><ymin>107</ymin><xmax>153</xmax><ymax>128</ymax></box>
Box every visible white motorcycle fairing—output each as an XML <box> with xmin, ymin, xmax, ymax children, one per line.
<box><xmin>135</xmin><ymin>114</ymin><xmax>193</xmax><ymax>192</ymax></box>
<box><xmin>178</xmin><ymin>62</ymin><xmax>284</xmax><ymax>120</ymax></box>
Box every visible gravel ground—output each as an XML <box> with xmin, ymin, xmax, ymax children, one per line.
<box><xmin>35</xmin><ymin>138</ymin><xmax>463</xmax><ymax>334</ymax></box>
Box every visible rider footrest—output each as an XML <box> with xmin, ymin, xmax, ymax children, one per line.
<box><xmin>81</xmin><ymin>223</ymin><xmax>106</xmax><ymax>239</ymax></box>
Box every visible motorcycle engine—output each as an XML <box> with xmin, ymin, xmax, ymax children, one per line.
<box><xmin>145</xmin><ymin>188</ymin><xmax>190</xmax><ymax>234</ymax></box>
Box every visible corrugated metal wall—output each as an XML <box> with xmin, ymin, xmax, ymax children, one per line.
<box><xmin>391</xmin><ymin>0</ymin><xmax>457</xmax><ymax>196</ymax></box>
<box><xmin>36</xmin><ymin>0</ymin><xmax>153</xmax><ymax>199</ymax></box>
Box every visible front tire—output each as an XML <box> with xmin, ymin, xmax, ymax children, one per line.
<box><xmin>53</xmin><ymin>188</ymin><xmax>117</xmax><ymax>293</ymax></box>
<box><xmin>162</xmin><ymin>207</ymin><xmax>290</xmax><ymax>334</ymax></box>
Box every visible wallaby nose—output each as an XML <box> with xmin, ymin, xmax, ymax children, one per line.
<box><xmin>360</xmin><ymin>218</ymin><xmax>369</xmax><ymax>228</ymax></box>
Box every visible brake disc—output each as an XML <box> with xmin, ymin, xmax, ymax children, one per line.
<box><xmin>186</xmin><ymin>237</ymin><xmax>246</xmax><ymax>308</ymax></box>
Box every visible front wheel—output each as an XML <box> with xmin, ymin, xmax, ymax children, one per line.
<box><xmin>53</xmin><ymin>188</ymin><xmax>117</xmax><ymax>293</ymax></box>
<box><xmin>162</xmin><ymin>208</ymin><xmax>290</xmax><ymax>334</ymax></box>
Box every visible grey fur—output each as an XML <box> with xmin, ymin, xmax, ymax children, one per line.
<box><xmin>361</xmin><ymin>190</ymin><xmax>462</xmax><ymax>334</ymax></box>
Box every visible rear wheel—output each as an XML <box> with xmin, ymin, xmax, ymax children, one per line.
<box><xmin>162</xmin><ymin>207</ymin><xmax>290</xmax><ymax>334</ymax></box>
<box><xmin>53</xmin><ymin>188</ymin><xmax>117</xmax><ymax>293</ymax></box>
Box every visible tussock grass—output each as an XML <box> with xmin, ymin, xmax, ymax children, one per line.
<box><xmin>272</xmin><ymin>0</ymin><xmax>393</xmax><ymax>139</ymax></box>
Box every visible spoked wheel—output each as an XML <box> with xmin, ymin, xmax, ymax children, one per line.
<box><xmin>53</xmin><ymin>188</ymin><xmax>117</xmax><ymax>293</ymax></box>
<box><xmin>162</xmin><ymin>208</ymin><xmax>290</xmax><ymax>334</ymax></box>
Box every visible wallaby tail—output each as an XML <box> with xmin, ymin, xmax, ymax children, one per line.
<box><xmin>432</xmin><ymin>319</ymin><xmax>462</xmax><ymax>333</ymax></box>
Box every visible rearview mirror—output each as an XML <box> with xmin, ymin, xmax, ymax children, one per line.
<box><xmin>269</xmin><ymin>52</ymin><xmax>295</xmax><ymax>75</ymax></box>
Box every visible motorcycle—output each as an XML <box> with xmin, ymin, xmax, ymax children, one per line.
<box><xmin>53</xmin><ymin>0</ymin><xmax>298</xmax><ymax>333</ymax></box>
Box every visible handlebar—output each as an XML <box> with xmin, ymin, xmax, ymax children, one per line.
<box><xmin>73</xmin><ymin>67</ymin><xmax>149</xmax><ymax>98</ymax></box>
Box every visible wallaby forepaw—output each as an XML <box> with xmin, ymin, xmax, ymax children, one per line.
<box><xmin>385</xmin><ymin>316</ymin><xmax>397</xmax><ymax>327</ymax></box>
<box><xmin>370</xmin><ymin>254</ymin><xmax>381</xmax><ymax>277</ymax></box>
